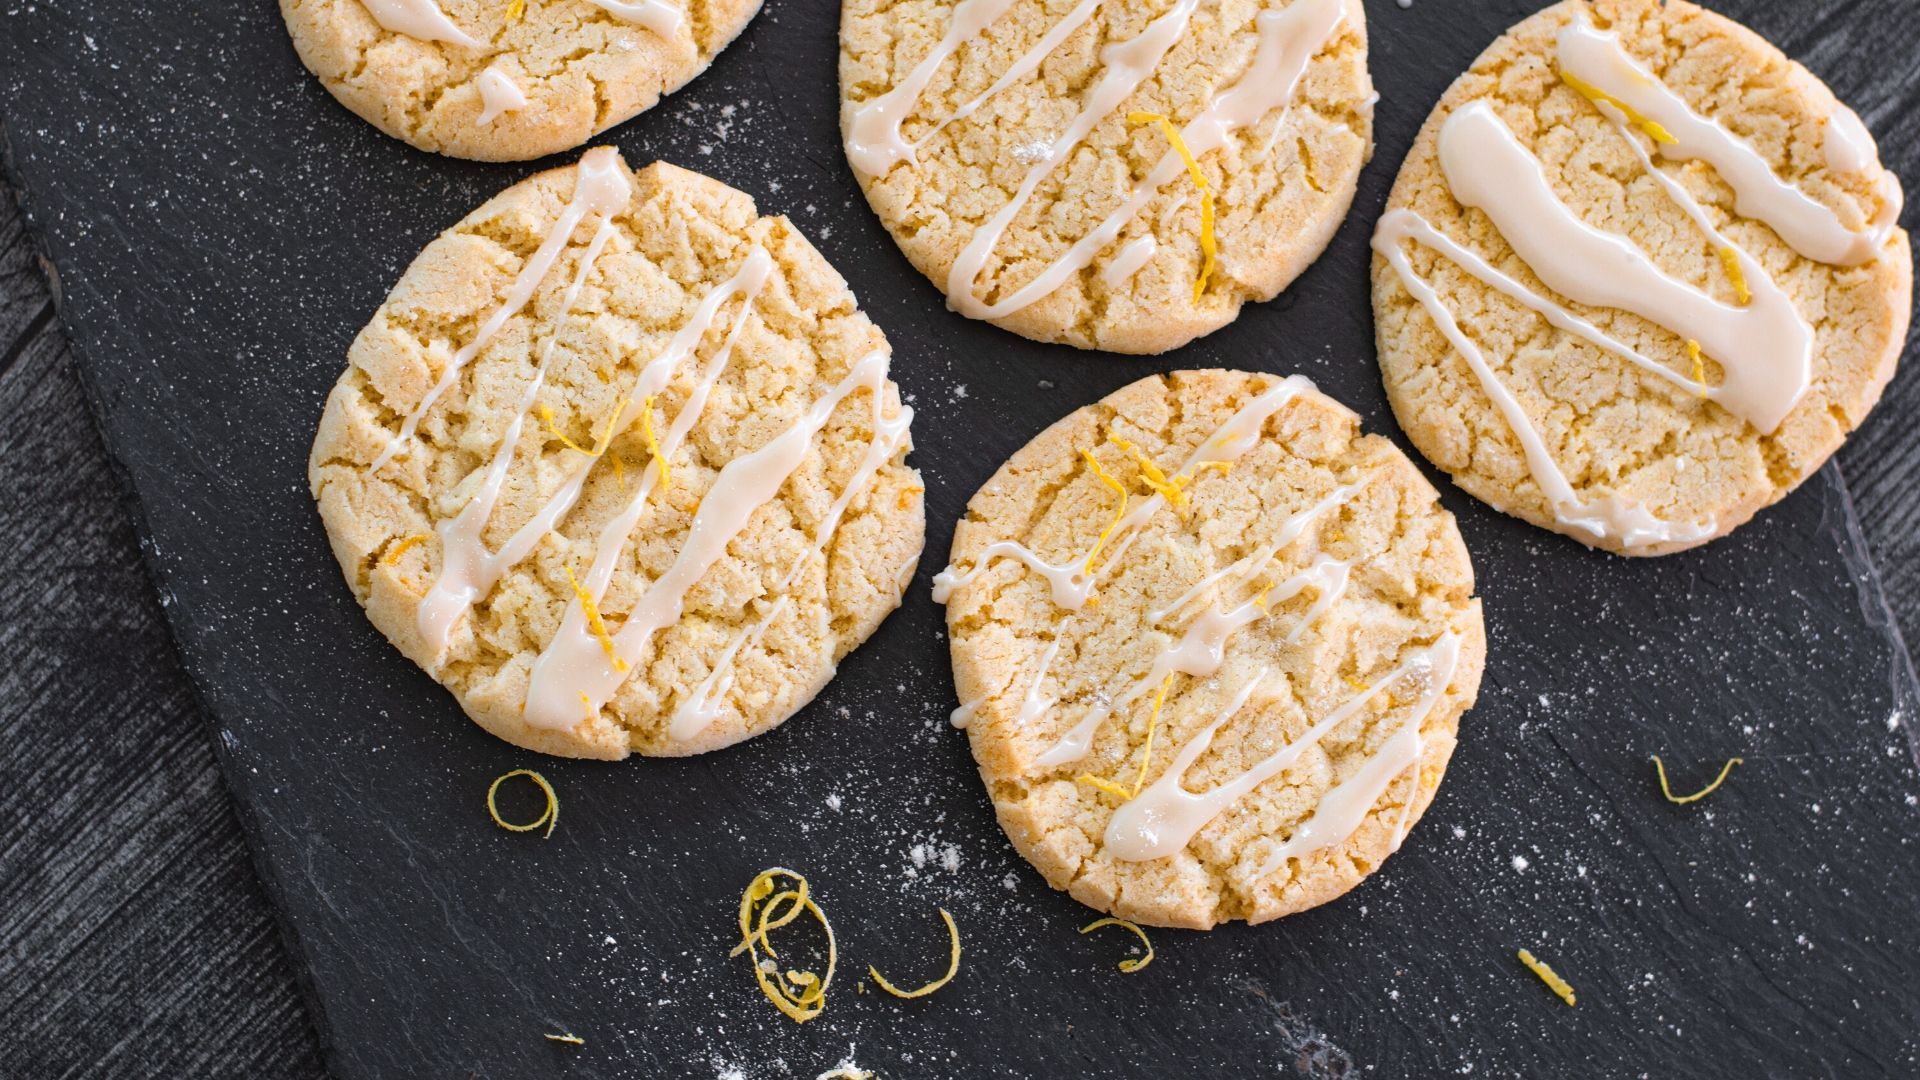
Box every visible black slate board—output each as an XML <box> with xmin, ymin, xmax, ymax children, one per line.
<box><xmin>5</xmin><ymin>0</ymin><xmax>1920</xmax><ymax>1075</ymax></box>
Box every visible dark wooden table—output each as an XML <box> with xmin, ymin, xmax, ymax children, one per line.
<box><xmin>1</xmin><ymin>147</ymin><xmax>1915</xmax><ymax>1076</ymax></box>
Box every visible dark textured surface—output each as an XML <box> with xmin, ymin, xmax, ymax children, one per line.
<box><xmin>2</xmin><ymin>0</ymin><xmax>1918</xmax><ymax>1077</ymax></box>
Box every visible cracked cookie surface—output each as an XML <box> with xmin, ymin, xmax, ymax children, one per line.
<box><xmin>1372</xmin><ymin>0</ymin><xmax>1911</xmax><ymax>556</ymax></box>
<box><xmin>310</xmin><ymin>154</ymin><xmax>924</xmax><ymax>759</ymax></box>
<box><xmin>839</xmin><ymin>0</ymin><xmax>1374</xmax><ymax>353</ymax></box>
<box><xmin>940</xmin><ymin>370</ymin><xmax>1483</xmax><ymax>928</ymax></box>
<box><xmin>282</xmin><ymin>0</ymin><xmax>761</xmax><ymax>161</ymax></box>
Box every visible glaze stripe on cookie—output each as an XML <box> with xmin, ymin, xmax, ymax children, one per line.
<box><xmin>846</xmin><ymin>0</ymin><xmax>1346</xmax><ymax>317</ymax></box>
<box><xmin>525</xmin><ymin>351</ymin><xmax>901</xmax><ymax>729</ymax></box>
<box><xmin>585</xmin><ymin>0</ymin><xmax>685</xmax><ymax>37</ymax></box>
<box><xmin>475</xmin><ymin>67</ymin><xmax>530</xmax><ymax>125</ymax></box>
<box><xmin>361</xmin><ymin>0</ymin><xmax>482</xmax><ymax>47</ymax></box>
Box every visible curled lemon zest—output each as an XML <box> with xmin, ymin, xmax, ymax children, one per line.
<box><xmin>563</xmin><ymin>565</ymin><xmax>628</xmax><ymax>673</ymax></box>
<box><xmin>540</xmin><ymin>397</ymin><xmax>628</xmax><ymax>457</ymax></box>
<box><xmin>1686</xmin><ymin>339</ymin><xmax>1709</xmax><ymax>399</ymax></box>
<box><xmin>487</xmin><ymin>769</ymin><xmax>558</xmax><ymax>838</ymax></box>
<box><xmin>1517</xmin><ymin>949</ymin><xmax>1576</xmax><ymax>1006</ymax></box>
<box><xmin>1081</xmin><ymin>917</ymin><xmax>1154</xmax><ymax>973</ymax></box>
<box><xmin>1558</xmin><ymin>68</ymin><xmax>1676</xmax><ymax>144</ymax></box>
<box><xmin>1076</xmin><ymin>673</ymin><xmax>1173</xmax><ymax>800</ymax></box>
<box><xmin>639</xmin><ymin>394</ymin><xmax>669</xmax><ymax>494</ymax></box>
<box><xmin>868</xmin><ymin>907</ymin><xmax>962</xmax><ymax>999</ymax></box>
<box><xmin>1109</xmin><ymin>435</ymin><xmax>1187</xmax><ymax>512</ymax></box>
<box><xmin>733</xmin><ymin>868</ymin><xmax>837</xmax><ymax>1023</ymax></box>
<box><xmin>1081</xmin><ymin>450</ymin><xmax>1130</xmax><ymax>575</ymax></box>
<box><xmin>382</xmin><ymin>533</ymin><xmax>430</xmax><ymax>566</ymax></box>
<box><xmin>1717</xmin><ymin>246</ymin><xmax>1752</xmax><ymax>305</ymax></box>
<box><xmin>1129</xmin><ymin>111</ymin><xmax>1216</xmax><ymax>303</ymax></box>
<box><xmin>543</xmin><ymin>1032</ymin><xmax>584</xmax><ymax>1046</ymax></box>
<box><xmin>1250</xmin><ymin>578</ymin><xmax>1278</xmax><ymax>611</ymax></box>
<box><xmin>1652</xmin><ymin>755</ymin><xmax>1742</xmax><ymax>804</ymax></box>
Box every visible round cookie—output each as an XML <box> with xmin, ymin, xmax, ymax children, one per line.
<box><xmin>1372</xmin><ymin>0</ymin><xmax>1911</xmax><ymax>556</ymax></box>
<box><xmin>282</xmin><ymin>0</ymin><xmax>762</xmax><ymax>161</ymax></box>
<box><xmin>839</xmin><ymin>0</ymin><xmax>1374</xmax><ymax>354</ymax></box>
<box><xmin>310</xmin><ymin>149</ymin><xmax>924</xmax><ymax>760</ymax></box>
<box><xmin>937</xmin><ymin>370</ymin><xmax>1484</xmax><ymax>929</ymax></box>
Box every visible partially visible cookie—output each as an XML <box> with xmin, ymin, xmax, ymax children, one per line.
<box><xmin>282</xmin><ymin>0</ymin><xmax>762</xmax><ymax>161</ymax></box>
<box><xmin>311</xmin><ymin>149</ymin><xmax>924</xmax><ymax>759</ymax></box>
<box><xmin>1372</xmin><ymin>0</ymin><xmax>1911</xmax><ymax>556</ymax></box>
<box><xmin>937</xmin><ymin>370</ymin><xmax>1484</xmax><ymax>929</ymax></box>
<box><xmin>839</xmin><ymin>0</ymin><xmax>1375</xmax><ymax>354</ymax></box>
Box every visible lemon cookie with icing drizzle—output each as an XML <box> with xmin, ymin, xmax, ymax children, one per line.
<box><xmin>938</xmin><ymin>370</ymin><xmax>1484</xmax><ymax>928</ymax></box>
<box><xmin>839</xmin><ymin>0</ymin><xmax>1374</xmax><ymax>353</ymax></box>
<box><xmin>281</xmin><ymin>0</ymin><xmax>762</xmax><ymax>160</ymax></box>
<box><xmin>1372</xmin><ymin>0</ymin><xmax>1911</xmax><ymax>556</ymax></box>
<box><xmin>310</xmin><ymin>149</ymin><xmax>924</xmax><ymax>759</ymax></box>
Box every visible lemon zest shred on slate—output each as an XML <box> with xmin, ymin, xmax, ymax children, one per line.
<box><xmin>639</xmin><ymin>394</ymin><xmax>669</xmax><ymax>494</ymax></box>
<box><xmin>543</xmin><ymin>1033</ymin><xmax>584</xmax><ymax>1046</ymax></box>
<box><xmin>1652</xmin><ymin>754</ymin><xmax>1743</xmax><ymax>804</ymax></box>
<box><xmin>733</xmin><ymin>868</ymin><xmax>837</xmax><ymax>1023</ymax></box>
<box><xmin>382</xmin><ymin>533</ymin><xmax>431</xmax><ymax>566</ymax></box>
<box><xmin>869</xmin><ymin>908</ymin><xmax>962</xmax><ymax>999</ymax></box>
<box><xmin>1081</xmin><ymin>917</ymin><xmax>1154</xmax><ymax>973</ymax></box>
<box><xmin>1080</xmin><ymin>449</ymin><xmax>1130</xmax><ymax>575</ymax></box>
<box><xmin>1717</xmin><ymin>246</ymin><xmax>1752</xmax><ymax>305</ymax></box>
<box><xmin>1558</xmin><ymin>68</ymin><xmax>1677</xmax><ymax>144</ymax></box>
<box><xmin>1517</xmin><ymin>949</ymin><xmax>1577</xmax><ymax>1006</ymax></box>
<box><xmin>1686</xmin><ymin>339</ymin><xmax>1709</xmax><ymax>398</ymax></box>
<box><xmin>1128</xmin><ymin>111</ymin><xmax>1216</xmax><ymax>303</ymax></box>
<box><xmin>562</xmin><ymin>565</ymin><xmax>629</xmax><ymax>672</ymax></box>
<box><xmin>487</xmin><ymin>769</ymin><xmax>558</xmax><ymax>838</ymax></box>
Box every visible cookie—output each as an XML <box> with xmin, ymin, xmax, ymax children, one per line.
<box><xmin>281</xmin><ymin>0</ymin><xmax>762</xmax><ymax>161</ymax></box>
<box><xmin>1372</xmin><ymin>0</ymin><xmax>1911</xmax><ymax>556</ymax></box>
<box><xmin>310</xmin><ymin>149</ymin><xmax>925</xmax><ymax>760</ymax></box>
<box><xmin>936</xmin><ymin>370</ymin><xmax>1484</xmax><ymax>929</ymax></box>
<box><xmin>839</xmin><ymin>0</ymin><xmax>1374</xmax><ymax>354</ymax></box>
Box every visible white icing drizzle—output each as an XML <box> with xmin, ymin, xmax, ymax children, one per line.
<box><xmin>370</xmin><ymin>147</ymin><xmax>632</xmax><ymax>473</ymax></box>
<box><xmin>1101</xmin><ymin>235</ymin><xmax>1157</xmax><ymax>287</ymax></box>
<box><xmin>1017</xmin><ymin>637</ymin><xmax>1064</xmax><ymax>728</ymax></box>
<box><xmin>360</xmin><ymin>0</ymin><xmax>480</xmax><ymax>47</ymax></box>
<box><xmin>1556</xmin><ymin>20</ymin><xmax>1897</xmax><ymax>267</ymax></box>
<box><xmin>932</xmin><ymin>375</ymin><xmax>1315</xmax><ymax>612</ymax></box>
<box><xmin>1241</xmin><ymin>631</ymin><xmax>1462</xmax><ymax>877</ymax></box>
<box><xmin>1439</xmin><ymin>101</ymin><xmax>1811</xmax><ymax>435</ymax></box>
<box><xmin>844</xmin><ymin>0</ymin><xmax>1022</xmax><ymax>177</ymax></box>
<box><xmin>523</xmin><ymin>352</ymin><xmax>896</xmax><ymax>729</ymax></box>
<box><xmin>950</xmin><ymin>699</ymin><xmax>981</xmax><ymax>730</ymax></box>
<box><xmin>1824</xmin><ymin>105</ymin><xmax>1878</xmax><ymax>176</ymax></box>
<box><xmin>585</xmin><ymin>0</ymin><xmax>684</xmax><ymax>38</ymax></box>
<box><xmin>667</xmin><ymin>382</ymin><xmax>915</xmax><ymax>740</ymax></box>
<box><xmin>945</xmin><ymin>0</ymin><xmax>1345</xmax><ymax>319</ymax></box>
<box><xmin>475</xmin><ymin>68</ymin><xmax>529</xmax><ymax>125</ymax></box>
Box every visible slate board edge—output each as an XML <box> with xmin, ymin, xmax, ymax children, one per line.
<box><xmin>0</xmin><ymin>120</ymin><xmax>345</xmax><ymax>1068</ymax></box>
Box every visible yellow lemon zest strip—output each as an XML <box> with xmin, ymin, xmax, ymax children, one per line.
<box><xmin>1131</xmin><ymin>673</ymin><xmax>1173</xmax><ymax>797</ymax></box>
<box><xmin>1558</xmin><ymin>68</ymin><xmax>1677</xmax><ymax>144</ymax></box>
<box><xmin>612</xmin><ymin>455</ymin><xmax>626</xmax><ymax>492</ymax></box>
<box><xmin>382</xmin><ymin>533</ymin><xmax>430</xmax><ymax>566</ymax></box>
<box><xmin>1081</xmin><ymin>917</ymin><xmax>1154</xmax><ymax>973</ymax></box>
<box><xmin>1517</xmin><ymin>949</ymin><xmax>1577</xmax><ymax>1006</ymax></box>
<box><xmin>486</xmin><ymin>769</ymin><xmax>558</xmax><ymax>838</ymax></box>
<box><xmin>1652</xmin><ymin>755</ymin><xmax>1743</xmax><ymax>804</ymax></box>
<box><xmin>543</xmin><ymin>1033</ymin><xmax>583</xmax><ymax>1046</ymax></box>
<box><xmin>1717</xmin><ymin>246</ymin><xmax>1752</xmax><ymax>305</ymax></box>
<box><xmin>1109</xmin><ymin>435</ymin><xmax>1187</xmax><ymax>512</ymax></box>
<box><xmin>868</xmin><ymin>907</ymin><xmax>962</xmax><ymax>999</ymax></box>
<box><xmin>1075</xmin><ymin>774</ymin><xmax>1135</xmax><ymax>800</ymax></box>
<box><xmin>1686</xmin><ymin>339</ymin><xmax>1709</xmax><ymax>399</ymax></box>
<box><xmin>507</xmin><ymin>0</ymin><xmax>527</xmax><ymax>18</ymax></box>
<box><xmin>639</xmin><ymin>394</ymin><xmax>669</xmax><ymax>493</ymax></box>
<box><xmin>1128</xmin><ymin>111</ymin><xmax>1216</xmax><ymax>303</ymax></box>
<box><xmin>733</xmin><ymin>868</ymin><xmax>837</xmax><ymax>1023</ymax></box>
<box><xmin>1080</xmin><ymin>449</ymin><xmax>1130</xmax><ymax>575</ymax></box>
<box><xmin>540</xmin><ymin>397</ymin><xmax>628</xmax><ymax>457</ymax></box>
<box><xmin>563</xmin><ymin>565</ymin><xmax>628</xmax><ymax>673</ymax></box>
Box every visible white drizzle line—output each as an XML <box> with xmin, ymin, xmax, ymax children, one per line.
<box><xmin>360</xmin><ymin>0</ymin><xmax>480</xmax><ymax>47</ymax></box>
<box><xmin>413</xmin><ymin>244</ymin><xmax>771</xmax><ymax>657</ymax></box>
<box><xmin>370</xmin><ymin>147</ymin><xmax>632</xmax><ymax>473</ymax></box>
<box><xmin>932</xmin><ymin>375</ymin><xmax>1315</xmax><ymax>612</ymax></box>
<box><xmin>667</xmin><ymin>384</ymin><xmax>915</xmax><ymax>740</ymax></box>
<box><xmin>945</xmin><ymin>0</ymin><xmax>1345</xmax><ymax>319</ymax></box>
<box><xmin>523</xmin><ymin>352</ymin><xmax>896</xmax><ymax>729</ymax></box>
<box><xmin>1101</xmin><ymin>235</ymin><xmax>1157</xmax><ymax>287</ymax></box>
<box><xmin>950</xmin><ymin>635</ymin><xmax>1059</xmax><ymax>733</ymax></box>
<box><xmin>949</xmin><ymin>699</ymin><xmax>981</xmax><ymax>730</ymax></box>
<box><xmin>1439</xmin><ymin>101</ymin><xmax>1811</xmax><ymax>435</ymax></box>
<box><xmin>475</xmin><ymin>68</ymin><xmax>529</xmax><ymax>125</ymax></box>
<box><xmin>844</xmin><ymin>0</ymin><xmax>1022</xmax><ymax>177</ymax></box>
<box><xmin>1239</xmin><ymin>631</ymin><xmax>1463</xmax><ymax>878</ymax></box>
<box><xmin>585</xmin><ymin>0</ymin><xmax>684</xmax><ymax>38</ymax></box>
<box><xmin>1557</xmin><ymin>20</ymin><xmax>1899</xmax><ymax>268</ymax></box>
<box><xmin>1147</xmin><ymin>482</ymin><xmax>1361</xmax><ymax>622</ymax></box>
